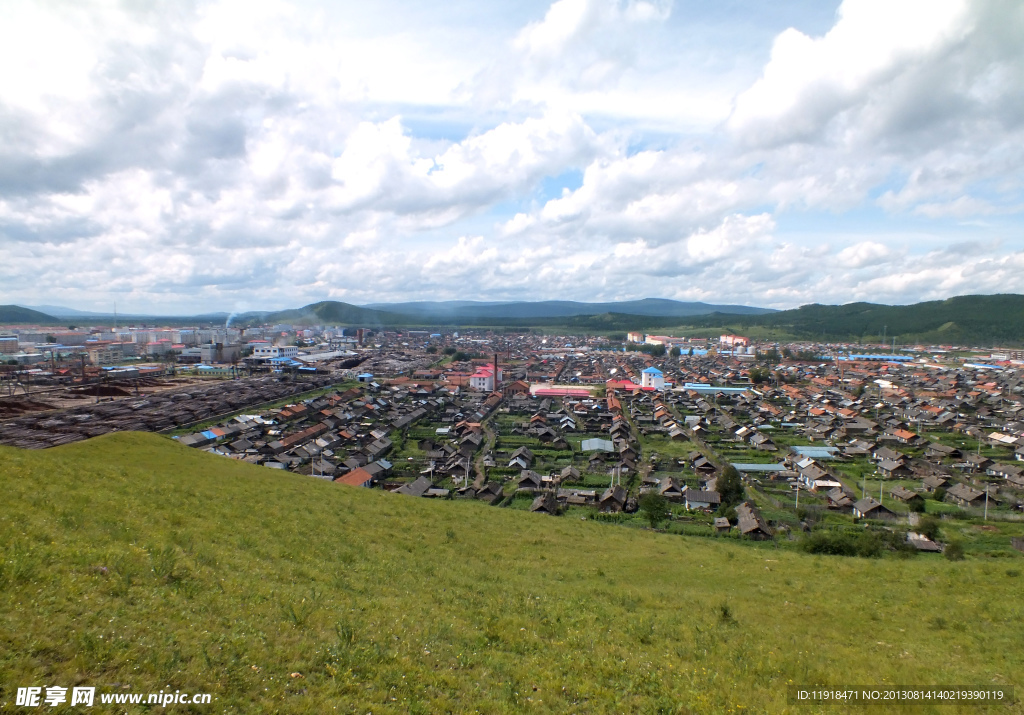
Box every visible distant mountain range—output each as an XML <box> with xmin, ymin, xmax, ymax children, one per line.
<box><xmin>5</xmin><ymin>295</ymin><xmax>1023</xmax><ymax>345</ymax></box>
<box><xmin>360</xmin><ymin>298</ymin><xmax>775</xmax><ymax>320</ymax></box>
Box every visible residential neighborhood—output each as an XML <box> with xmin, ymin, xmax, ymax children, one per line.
<box><xmin>7</xmin><ymin>320</ymin><xmax>1021</xmax><ymax>554</ymax></box>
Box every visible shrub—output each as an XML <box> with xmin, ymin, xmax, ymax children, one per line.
<box><xmin>800</xmin><ymin>529</ymin><xmax>915</xmax><ymax>558</ymax></box>
<box><xmin>933</xmin><ymin>487</ymin><xmax>947</xmax><ymax>502</ymax></box>
<box><xmin>917</xmin><ymin>516</ymin><xmax>941</xmax><ymax>541</ymax></box>
<box><xmin>944</xmin><ymin>542</ymin><xmax>965</xmax><ymax>561</ymax></box>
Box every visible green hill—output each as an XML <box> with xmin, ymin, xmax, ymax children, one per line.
<box><xmin>1</xmin><ymin>433</ymin><xmax>1021</xmax><ymax>712</ymax></box>
<box><xmin>684</xmin><ymin>294</ymin><xmax>1024</xmax><ymax>345</ymax></box>
<box><xmin>0</xmin><ymin>305</ymin><xmax>58</xmax><ymax>324</ymax></box>
<box><xmin>260</xmin><ymin>301</ymin><xmax>406</xmax><ymax>327</ymax></box>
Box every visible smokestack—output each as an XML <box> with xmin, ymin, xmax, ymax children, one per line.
<box><xmin>494</xmin><ymin>353</ymin><xmax>500</xmax><ymax>390</ymax></box>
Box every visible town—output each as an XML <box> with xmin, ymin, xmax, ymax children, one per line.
<box><xmin>3</xmin><ymin>321</ymin><xmax>1023</xmax><ymax>557</ymax></box>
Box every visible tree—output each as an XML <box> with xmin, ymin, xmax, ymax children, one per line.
<box><xmin>638</xmin><ymin>493</ymin><xmax>670</xmax><ymax>529</ymax></box>
<box><xmin>443</xmin><ymin>347</ymin><xmax>456</xmax><ymax>355</ymax></box>
<box><xmin>669</xmin><ymin>346</ymin><xmax>681</xmax><ymax>357</ymax></box>
<box><xmin>933</xmin><ymin>487</ymin><xmax>947</xmax><ymax>502</ymax></box>
<box><xmin>717</xmin><ymin>465</ymin><xmax>745</xmax><ymax>508</ymax></box>
<box><xmin>425</xmin><ymin>346</ymin><xmax>437</xmax><ymax>354</ymax></box>
<box><xmin>917</xmin><ymin>515</ymin><xmax>941</xmax><ymax>541</ymax></box>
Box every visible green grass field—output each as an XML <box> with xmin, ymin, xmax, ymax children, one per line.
<box><xmin>1</xmin><ymin>433</ymin><xmax>1022</xmax><ymax>713</ymax></box>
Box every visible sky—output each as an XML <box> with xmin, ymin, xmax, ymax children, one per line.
<box><xmin>1</xmin><ymin>0</ymin><xmax>1023</xmax><ymax>315</ymax></box>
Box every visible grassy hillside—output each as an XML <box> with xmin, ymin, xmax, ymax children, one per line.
<box><xmin>0</xmin><ymin>305</ymin><xmax>58</xmax><ymax>324</ymax></box>
<box><xmin>683</xmin><ymin>294</ymin><xmax>1024</xmax><ymax>345</ymax></box>
<box><xmin>1</xmin><ymin>433</ymin><xmax>1021</xmax><ymax>713</ymax></box>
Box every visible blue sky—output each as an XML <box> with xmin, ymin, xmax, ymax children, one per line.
<box><xmin>0</xmin><ymin>0</ymin><xmax>1022</xmax><ymax>313</ymax></box>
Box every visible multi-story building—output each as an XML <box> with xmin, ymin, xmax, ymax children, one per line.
<box><xmin>720</xmin><ymin>334</ymin><xmax>750</xmax><ymax>348</ymax></box>
<box><xmin>252</xmin><ymin>345</ymin><xmax>299</xmax><ymax>360</ymax></box>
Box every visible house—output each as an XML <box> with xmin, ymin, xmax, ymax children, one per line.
<box><xmin>685</xmin><ymin>490</ymin><xmax>721</xmax><ymax>511</ymax></box>
<box><xmin>473</xmin><ymin>481</ymin><xmax>502</xmax><ymax>504</ymax></box>
<box><xmin>691</xmin><ymin>456</ymin><xmax>716</xmax><ymax>476</ymax></box>
<box><xmin>557</xmin><ymin>488</ymin><xmax>597</xmax><ymax>506</ymax></box>
<box><xmin>890</xmin><ymin>428</ymin><xmax>921</xmax><ymax>445</ymax></box>
<box><xmin>334</xmin><ymin>466</ymin><xmax>376</xmax><ymax>488</ymax></box>
<box><xmin>503</xmin><ymin>380</ymin><xmax>530</xmax><ymax>398</ymax></box>
<box><xmin>516</xmin><ymin>470</ymin><xmax>545</xmax><ymax>492</ymax></box>
<box><xmin>736</xmin><ymin>502</ymin><xmax>773</xmax><ymax>540</ymax></box>
<box><xmin>749</xmin><ymin>432</ymin><xmax>777</xmax><ymax>451</ymax></box>
<box><xmin>394</xmin><ymin>476</ymin><xmax>432</xmax><ymax>497</ymax></box>
<box><xmin>962</xmin><ymin>453</ymin><xmax>993</xmax><ymax>472</ymax></box>
<box><xmin>987</xmin><ymin>463</ymin><xmax>1023</xmax><ymax>480</ymax></box>
<box><xmin>922</xmin><ymin>474</ymin><xmax>951</xmax><ymax>493</ymax></box>
<box><xmin>906</xmin><ymin>532</ymin><xmax>943</xmax><ymax>553</ymax></box>
<box><xmin>713</xmin><ymin>517</ymin><xmax>731</xmax><ymax>533</ymax></box>
<box><xmin>946</xmin><ymin>482</ymin><xmax>988</xmax><ymax>508</ymax></box>
<box><xmin>889</xmin><ymin>485</ymin><xmax>924</xmax><ymax>507</ymax></box>
<box><xmin>658</xmin><ymin>477</ymin><xmax>686</xmax><ymax>502</ymax></box>
<box><xmin>508</xmin><ymin>454</ymin><xmax>531</xmax><ymax>469</ymax></box>
<box><xmin>796</xmin><ymin>459</ymin><xmax>842</xmax><ymax>491</ymax></box>
<box><xmin>853</xmin><ymin>497</ymin><xmax>897</xmax><ymax>520</ymax></box>
<box><xmin>873</xmin><ymin>446</ymin><xmax>907</xmax><ymax>463</ymax></box>
<box><xmin>560</xmin><ymin>465</ymin><xmax>581</xmax><ymax>483</ymax></box>
<box><xmin>826</xmin><ymin>486</ymin><xmax>856</xmax><ymax>512</ymax></box>
<box><xmin>925</xmin><ymin>443</ymin><xmax>962</xmax><ymax>461</ymax></box>
<box><xmin>877</xmin><ymin>458</ymin><xmax>914</xmax><ymax>479</ymax></box>
<box><xmin>599</xmin><ymin>485</ymin><xmax>628</xmax><ymax>513</ymax></box>
<box><xmin>529</xmin><ymin>492</ymin><xmax>560</xmax><ymax>515</ymax></box>
<box><xmin>508</xmin><ymin>446</ymin><xmax>534</xmax><ymax>468</ymax></box>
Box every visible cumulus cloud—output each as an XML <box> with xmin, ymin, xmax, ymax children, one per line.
<box><xmin>1</xmin><ymin>0</ymin><xmax>1023</xmax><ymax>313</ymax></box>
<box><xmin>837</xmin><ymin>241</ymin><xmax>893</xmax><ymax>268</ymax></box>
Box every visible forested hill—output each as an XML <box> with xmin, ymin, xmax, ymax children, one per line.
<box><xmin>0</xmin><ymin>305</ymin><xmax>58</xmax><ymax>324</ymax></box>
<box><xmin>685</xmin><ymin>294</ymin><xmax>1024</xmax><ymax>345</ymax></box>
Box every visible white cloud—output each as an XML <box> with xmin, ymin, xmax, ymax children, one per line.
<box><xmin>728</xmin><ymin>0</ymin><xmax>973</xmax><ymax>146</ymax></box>
<box><xmin>1</xmin><ymin>0</ymin><xmax>1023</xmax><ymax>313</ymax></box>
<box><xmin>837</xmin><ymin>241</ymin><xmax>893</xmax><ymax>268</ymax></box>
